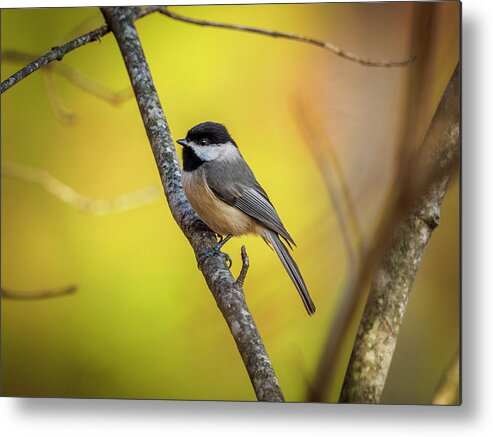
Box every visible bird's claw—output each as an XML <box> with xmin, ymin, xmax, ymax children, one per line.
<box><xmin>222</xmin><ymin>252</ymin><xmax>233</xmax><ymax>269</ymax></box>
<box><xmin>198</xmin><ymin>247</ymin><xmax>232</xmax><ymax>270</ymax></box>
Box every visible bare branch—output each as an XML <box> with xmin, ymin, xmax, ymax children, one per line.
<box><xmin>235</xmin><ymin>245</ymin><xmax>250</xmax><ymax>289</ymax></box>
<box><xmin>0</xmin><ymin>6</ymin><xmax>162</xmax><ymax>94</ymax></box>
<box><xmin>101</xmin><ymin>6</ymin><xmax>284</xmax><ymax>402</ymax></box>
<box><xmin>1</xmin><ymin>28</ymin><xmax>108</xmax><ymax>94</ymax></box>
<box><xmin>3</xmin><ymin>50</ymin><xmax>133</xmax><ymax>106</ymax></box>
<box><xmin>308</xmin><ymin>11</ymin><xmax>458</xmax><ymax>403</ymax></box>
<box><xmin>1</xmin><ymin>285</ymin><xmax>77</xmax><ymax>300</ymax></box>
<box><xmin>159</xmin><ymin>7</ymin><xmax>416</xmax><ymax>68</ymax></box>
<box><xmin>54</xmin><ymin>65</ymin><xmax>133</xmax><ymax>106</ymax></box>
<box><xmin>294</xmin><ymin>100</ymin><xmax>361</xmax><ymax>265</ymax></box>
<box><xmin>432</xmin><ymin>352</ymin><xmax>460</xmax><ymax>405</ymax></box>
<box><xmin>41</xmin><ymin>69</ymin><xmax>77</xmax><ymax>124</ymax></box>
<box><xmin>339</xmin><ymin>64</ymin><xmax>460</xmax><ymax>403</ymax></box>
<box><xmin>2</xmin><ymin>5</ymin><xmax>414</xmax><ymax>96</ymax></box>
<box><xmin>2</xmin><ymin>161</ymin><xmax>161</xmax><ymax>215</ymax></box>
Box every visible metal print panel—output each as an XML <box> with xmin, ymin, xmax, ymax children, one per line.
<box><xmin>1</xmin><ymin>2</ymin><xmax>460</xmax><ymax>404</ymax></box>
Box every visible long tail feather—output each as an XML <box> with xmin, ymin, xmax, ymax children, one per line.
<box><xmin>264</xmin><ymin>229</ymin><xmax>316</xmax><ymax>315</ymax></box>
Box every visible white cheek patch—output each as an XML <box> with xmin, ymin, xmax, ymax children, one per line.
<box><xmin>190</xmin><ymin>141</ymin><xmax>239</xmax><ymax>162</ymax></box>
<box><xmin>217</xmin><ymin>142</ymin><xmax>240</xmax><ymax>161</ymax></box>
<box><xmin>191</xmin><ymin>145</ymin><xmax>221</xmax><ymax>161</ymax></box>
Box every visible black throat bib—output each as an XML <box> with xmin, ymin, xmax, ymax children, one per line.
<box><xmin>182</xmin><ymin>146</ymin><xmax>205</xmax><ymax>172</ymax></box>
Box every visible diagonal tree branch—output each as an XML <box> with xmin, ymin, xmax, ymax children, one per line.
<box><xmin>0</xmin><ymin>6</ymin><xmax>162</xmax><ymax>94</ymax></box>
<box><xmin>101</xmin><ymin>6</ymin><xmax>283</xmax><ymax>402</ymax></box>
<box><xmin>339</xmin><ymin>64</ymin><xmax>460</xmax><ymax>403</ymax></box>
<box><xmin>3</xmin><ymin>50</ymin><xmax>133</xmax><ymax>106</ymax></box>
<box><xmin>1</xmin><ymin>26</ymin><xmax>108</xmax><ymax>94</ymax></box>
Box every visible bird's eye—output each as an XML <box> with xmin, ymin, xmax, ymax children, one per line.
<box><xmin>199</xmin><ymin>139</ymin><xmax>209</xmax><ymax>146</ymax></box>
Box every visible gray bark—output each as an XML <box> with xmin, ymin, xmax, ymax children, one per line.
<box><xmin>340</xmin><ymin>64</ymin><xmax>459</xmax><ymax>403</ymax></box>
<box><xmin>101</xmin><ymin>6</ymin><xmax>283</xmax><ymax>402</ymax></box>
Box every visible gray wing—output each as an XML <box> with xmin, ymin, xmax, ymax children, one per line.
<box><xmin>203</xmin><ymin>159</ymin><xmax>295</xmax><ymax>246</ymax></box>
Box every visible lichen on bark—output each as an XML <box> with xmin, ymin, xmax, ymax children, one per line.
<box><xmin>102</xmin><ymin>6</ymin><xmax>283</xmax><ymax>402</ymax></box>
<box><xmin>340</xmin><ymin>65</ymin><xmax>459</xmax><ymax>403</ymax></box>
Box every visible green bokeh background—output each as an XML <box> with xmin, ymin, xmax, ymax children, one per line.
<box><xmin>1</xmin><ymin>4</ymin><xmax>459</xmax><ymax>403</ymax></box>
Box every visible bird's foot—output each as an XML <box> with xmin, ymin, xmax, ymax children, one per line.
<box><xmin>198</xmin><ymin>247</ymin><xmax>232</xmax><ymax>269</ymax></box>
<box><xmin>197</xmin><ymin>234</ymin><xmax>233</xmax><ymax>270</ymax></box>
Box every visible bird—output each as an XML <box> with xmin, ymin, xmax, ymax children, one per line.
<box><xmin>177</xmin><ymin>121</ymin><xmax>316</xmax><ymax>315</ymax></box>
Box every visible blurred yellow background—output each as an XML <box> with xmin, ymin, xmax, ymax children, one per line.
<box><xmin>1</xmin><ymin>3</ymin><xmax>459</xmax><ymax>403</ymax></box>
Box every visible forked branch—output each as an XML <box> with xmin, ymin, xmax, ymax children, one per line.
<box><xmin>3</xmin><ymin>50</ymin><xmax>133</xmax><ymax>106</ymax></box>
<box><xmin>0</xmin><ymin>6</ymin><xmax>162</xmax><ymax>94</ymax></box>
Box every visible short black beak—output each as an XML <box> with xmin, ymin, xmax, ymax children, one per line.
<box><xmin>177</xmin><ymin>139</ymin><xmax>189</xmax><ymax>147</ymax></box>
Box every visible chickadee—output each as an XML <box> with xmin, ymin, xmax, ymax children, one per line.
<box><xmin>177</xmin><ymin>122</ymin><xmax>316</xmax><ymax>315</ymax></box>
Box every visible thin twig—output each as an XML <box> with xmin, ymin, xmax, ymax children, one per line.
<box><xmin>42</xmin><ymin>69</ymin><xmax>76</xmax><ymax>123</ymax></box>
<box><xmin>294</xmin><ymin>100</ymin><xmax>361</xmax><ymax>265</ymax></box>
<box><xmin>1</xmin><ymin>27</ymin><xmax>108</xmax><ymax>94</ymax></box>
<box><xmin>61</xmin><ymin>11</ymin><xmax>105</xmax><ymax>42</ymax></box>
<box><xmin>159</xmin><ymin>7</ymin><xmax>416</xmax><ymax>68</ymax></box>
<box><xmin>101</xmin><ymin>6</ymin><xmax>284</xmax><ymax>402</ymax></box>
<box><xmin>326</xmin><ymin>146</ymin><xmax>365</xmax><ymax>256</ymax></box>
<box><xmin>3</xmin><ymin>50</ymin><xmax>133</xmax><ymax>106</ymax></box>
<box><xmin>0</xmin><ymin>6</ymin><xmax>162</xmax><ymax>94</ymax></box>
<box><xmin>1</xmin><ymin>285</ymin><xmax>77</xmax><ymax>300</ymax></box>
<box><xmin>2</xmin><ymin>4</ymin><xmax>416</xmax><ymax>95</ymax></box>
<box><xmin>295</xmin><ymin>100</ymin><xmax>368</xmax><ymax>402</ymax></box>
<box><xmin>432</xmin><ymin>352</ymin><xmax>460</xmax><ymax>405</ymax></box>
<box><xmin>2</xmin><ymin>161</ymin><xmax>161</xmax><ymax>216</ymax></box>
<box><xmin>235</xmin><ymin>245</ymin><xmax>250</xmax><ymax>289</ymax></box>
<box><xmin>53</xmin><ymin>64</ymin><xmax>133</xmax><ymax>105</ymax></box>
